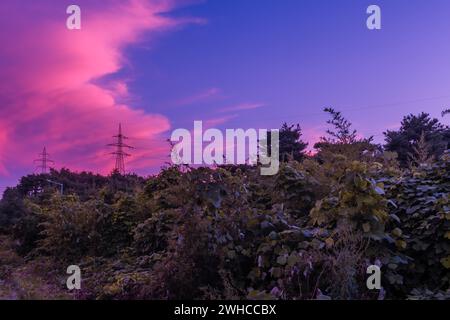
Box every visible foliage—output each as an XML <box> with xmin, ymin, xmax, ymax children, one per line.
<box><xmin>321</xmin><ymin>107</ymin><xmax>359</xmax><ymax>144</ymax></box>
<box><xmin>1</xmin><ymin>115</ymin><xmax>449</xmax><ymax>300</ymax></box>
<box><xmin>408</xmin><ymin>131</ymin><xmax>435</xmax><ymax>167</ymax></box>
<box><xmin>384</xmin><ymin>113</ymin><xmax>449</xmax><ymax>167</ymax></box>
<box><xmin>314</xmin><ymin>108</ymin><xmax>379</xmax><ymax>162</ymax></box>
<box><xmin>0</xmin><ymin>188</ymin><xmax>27</xmax><ymax>231</ymax></box>
<box><xmin>278</xmin><ymin>123</ymin><xmax>309</xmax><ymax>162</ymax></box>
<box><xmin>385</xmin><ymin>151</ymin><xmax>450</xmax><ymax>292</ymax></box>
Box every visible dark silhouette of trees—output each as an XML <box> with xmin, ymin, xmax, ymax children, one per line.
<box><xmin>0</xmin><ymin>168</ymin><xmax>145</xmax><ymax>232</ymax></box>
<box><xmin>278</xmin><ymin>123</ymin><xmax>308</xmax><ymax>162</ymax></box>
<box><xmin>314</xmin><ymin>108</ymin><xmax>378</xmax><ymax>161</ymax></box>
<box><xmin>321</xmin><ymin>107</ymin><xmax>358</xmax><ymax>144</ymax></box>
<box><xmin>0</xmin><ymin>187</ymin><xmax>26</xmax><ymax>231</ymax></box>
<box><xmin>384</xmin><ymin>113</ymin><xmax>449</xmax><ymax>167</ymax></box>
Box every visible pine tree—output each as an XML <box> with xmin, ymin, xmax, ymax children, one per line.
<box><xmin>384</xmin><ymin>112</ymin><xmax>448</xmax><ymax>167</ymax></box>
<box><xmin>278</xmin><ymin>123</ymin><xmax>309</xmax><ymax>162</ymax></box>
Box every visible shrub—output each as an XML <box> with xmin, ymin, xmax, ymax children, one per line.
<box><xmin>2</xmin><ymin>153</ymin><xmax>449</xmax><ymax>299</ymax></box>
<box><xmin>386</xmin><ymin>152</ymin><xmax>450</xmax><ymax>294</ymax></box>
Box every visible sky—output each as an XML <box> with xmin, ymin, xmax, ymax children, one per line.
<box><xmin>1</xmin><ymin>0</ymin><xmax>450</xmax><ymax>190</ymax></box>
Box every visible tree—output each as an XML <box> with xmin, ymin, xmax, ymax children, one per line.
<box><xmin>314</xmin><ymin>108</ymin><xmax>377</xmax><ymax>161</ymax></box>
<box><xmin>384</xmin><ymin>113</ymin><xmax>449</xmax><ymax>167</ymax></box>
<box><xmin>408</xmin><ymin>131</ymin><xmax>434</xmax><ymax>167</ymax></box>
<box><xmin>0</xmin><ymin>187</ymin><xmax>26</xmax><ymax>230</ymax></box>
<box><xmin>321</xmin><ymin>107</ymin><xmax>358</xmax><ymax>144</ymax></box>
<box><xmin>278</xmin><ymin>123</ymin><xmax>308</xmax><ymax>162</ymax></box>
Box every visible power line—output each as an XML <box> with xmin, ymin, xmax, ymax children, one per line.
<box><xmin>233</xmin><ymin>94</ymin><xmax>450</xmax><ymax>125</ymax></box>
<box><xmin>107</xmin><ymin>124</ymin><xmax>134</xmax><ymax>175</ymax></box>
<box><xmin>4</xmin><ymin>95</ymin><xmax>446</xmax><ymax>177</ymax></box>
<box><xmin>33</xmin><ymin>147</ymin><xmax>55</xmax><ymax>174</ymax></box>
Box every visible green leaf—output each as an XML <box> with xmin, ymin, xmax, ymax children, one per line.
<box><xmin>276</xmin><ymin>255</ymin><xmax>287</xmax><ymax>266</ymax></box>
<box><xmin>440</xmin><ymin>256</ymin><xmax>450</xmax><ymax>269</ymax></box>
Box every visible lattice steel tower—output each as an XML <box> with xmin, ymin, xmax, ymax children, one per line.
<box><xmin>108</xmin><ymin>124</ymin><xmax>133</xmax><ymax>175</ymax></box>
<box><xmin>34</xmin><ymin>147</ymin><xmax>55</xmax><ymax>174</ymax></box>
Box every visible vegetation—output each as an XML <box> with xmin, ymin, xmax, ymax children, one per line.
<box><xmin>314</xmin><ymin>108</ymin><xmax>379</xmax><ymax>163</ymax></box>
<box><xmin>278</xmin><ymin>123</ymin><xmax>308</xmax><ymax>162</ymax></box>
<box><xmin>0</xmin><ymin>110</ymin><xmax>449</xmax><ymax>300</ymax></box>
<box><xmin>384</xmin><ymin>112</ymin><xmax>450</xmax><ymax>167</ymax></box>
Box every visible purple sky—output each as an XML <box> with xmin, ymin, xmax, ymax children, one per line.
<box><xmin>1</xmin><ymin>0</ymin><xmax>450</xmax><ymax>190</ymax></box>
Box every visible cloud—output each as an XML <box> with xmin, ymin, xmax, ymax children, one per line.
<box><xmin>219</xmin><ymin>102</ymin><xmax>266</xmax><ymax>113</ymax></box>
<box><xmin>204</xmin><ymin>114</ymin><xmax>238</xmax><ymax>127</ymax></box>
<box><xmin>173</xmin><ymin>87</ymin><xmax>223</xmax><ymax>107</ymax></box>
<box><xmin>0</xmin><ymin>0</ymin><xmax>198</xmax><ymax>177</ymax></box>
<box><xmin>0</xmin><ymin>128</ymin><xmax>8</xmax><ymax>175</ymax></box>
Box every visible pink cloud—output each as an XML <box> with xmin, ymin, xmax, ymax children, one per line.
<box><xmin>0</xmin><ymin>0</ymin><xmax>198</xmax><ymax>177</ymax></box>
<box><xmin>173</xmin><ymin>87</ymin><xmax>223</xmax><ymax>107</ymax></box>
<box><xmin>204</xmin><ymin>114</ymin><xmax>238</xmax><ymax>128</ymax></box>
<box><xmin>0</xmin><ymin>127</ymin><xmax>9</xmax><ymax>175</ymax></box>
<box><xmin>219</xmin><ymin>102</ymin><xmax>266</xmax><ymax>113</ymax></box>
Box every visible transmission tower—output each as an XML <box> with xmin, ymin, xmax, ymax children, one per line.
<box><xmin>34</xmin><ymin>147</ymin><xmax>55</xmax><ymax>174</ymax></box>
<box><xmin>108</xmin><ymin>124</ymin><xmax>133</xmax><ymax>175</ymax></box>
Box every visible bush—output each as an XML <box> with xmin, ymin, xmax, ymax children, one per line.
<box><xmin>386</xmin><ymin>152</ymin><xmax>450</xmax><ymax>294</ymax></box>
<box><xmin>2</xmin><ymin>152</ymin><xmax>449</xmax><ymax>300</ymax></box>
